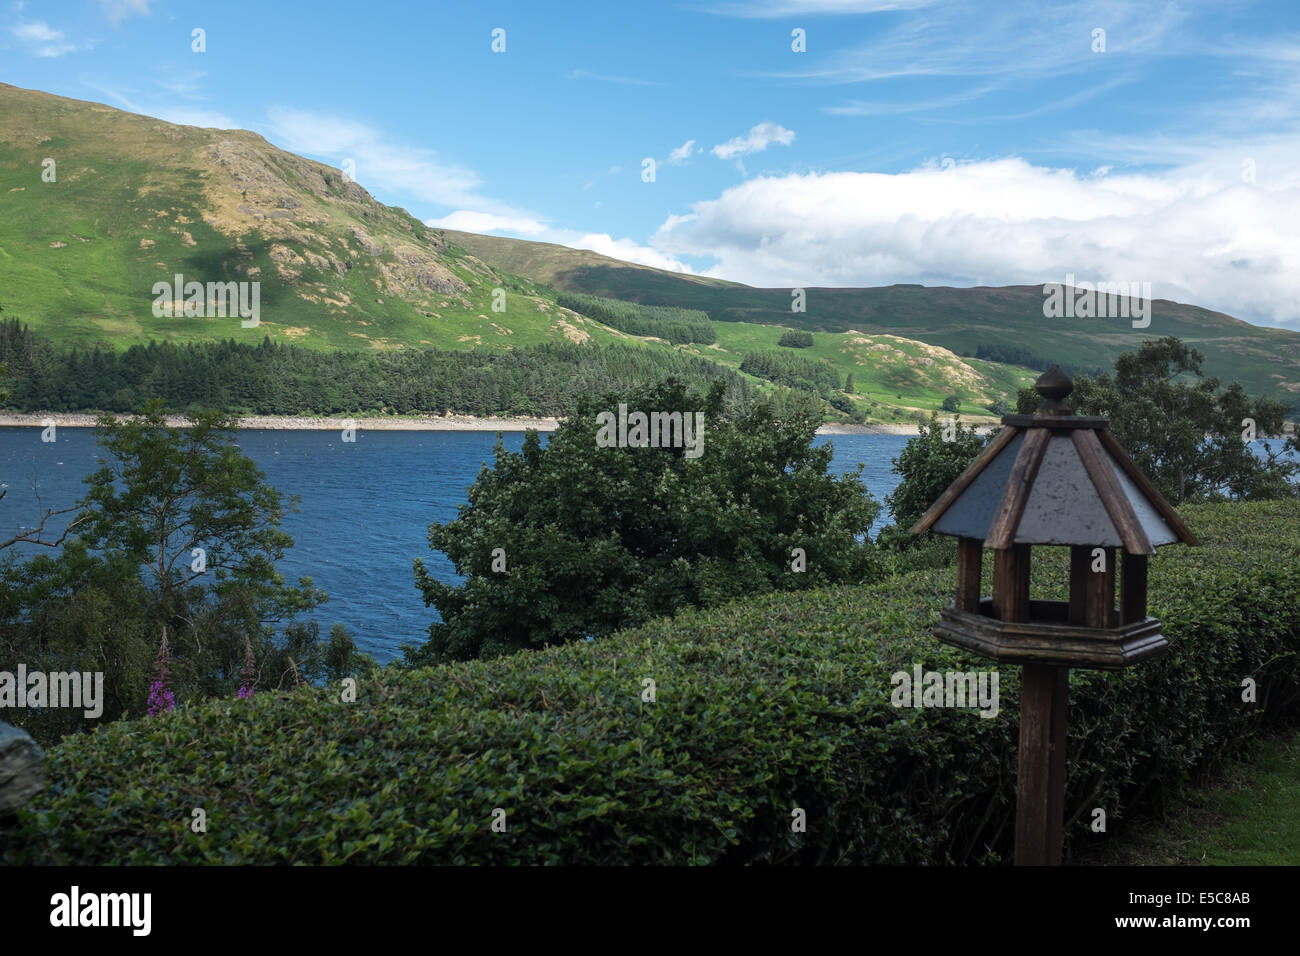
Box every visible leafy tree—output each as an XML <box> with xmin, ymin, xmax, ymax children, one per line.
<box><xmin>778</xmin><ymin>330</ymin><xmax>815</xmax><ymax>348</ymax></box>
<box><xmin>1017</xmin><ymin>337</ymin><xmax>1299</xmax><ymax>503</ymax></box>
<box><xmin>0</xmin><ymin>403</ymin><xmax>361</xmax><ymax>744</ymax></box>
<box><xmin>740</xmin><ymin>350</ymin><xmax>841</xmax><ymax>392</ymax></box>
<box><xmin>0</xmin><ymin>320</ymin><xmax>753</xmax><ymax>418</ymax></box>
<box><xmin>844</xmin><ymin>373</ymin><xmax>855</xmax><ymax>394</ymax></box>
<box><xmin>556</xmin><ymin>292</ymin><xmax>716</xmax><ymax>344</ymax></box>
<box><xmin>941</xmin><ymin>395</ymin><xmax>961</xmax><ymax>412</ymax></box>
<box><xmin>408</xmin><ymin>379</ymin><xmax>883</xmax><ymax>663</ymax></box>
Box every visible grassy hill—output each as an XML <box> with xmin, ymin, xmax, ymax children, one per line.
<box><xmin>0</xmin><ymin>84</ymin><xmax>1040</xmax><ymax>423</ymax></box>
<box><xmin>0</xmin><ymin>83</ymin><xmax>623</xmax><ymax>353</ymax></box>
<box><xmin>684</xmin><ymin>322</ymin><xmax>1031</xmax><ymax>423</ymax></box>
<box><xmin>444</xmin><ymin>230</ymin><xmax>1300</xmax><ymax>405</ymax></box>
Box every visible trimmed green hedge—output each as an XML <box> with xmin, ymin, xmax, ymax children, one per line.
<box><xmin>4</xmin><ymin>501</ymin><xmax>1298</xmax><ymax>865</ymax></box>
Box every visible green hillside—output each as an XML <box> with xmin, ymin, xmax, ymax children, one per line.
<box><xmin>0</xmin><ymin>83</ymin><xmax>619</xmax><ymax>353</ymax></box>
<box><xmin>443</xmin><ymin>230</ymin><xmax>1300</xmax><ymax>405</ymax></box>
<box><xmin>0</xmin><ymin>83</ymin><xmax>1041</xmax><ymax>424</ymax></box>
<box><xmin>687</xmin><ymin>322</ymin><xmax>1032</xmax><ymax>424</ymax></box>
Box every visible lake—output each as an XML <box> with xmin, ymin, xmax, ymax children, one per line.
<box><xmin>0</xmin><ymin>427</ymin><xmax>912</xmax><ymax>662</ymax></box>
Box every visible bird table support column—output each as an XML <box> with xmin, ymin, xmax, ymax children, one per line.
<box><xmin>1016</xmin><ymin>663</ymin><xmax>1068</xmax><ymax>866</ymax></box>
<box><xmin>911</xmin><ymin>366</ymin><xmax>1197</xmax><ymax>867</ymax></box>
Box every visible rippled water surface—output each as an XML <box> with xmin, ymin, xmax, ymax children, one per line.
<box><xmin>0</xmin><ymin>427</ymin><xmax>910</xmax><ymax>662</ymax></box>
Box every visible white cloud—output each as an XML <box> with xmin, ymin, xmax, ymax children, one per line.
<box><xmin>652</xmin><ymin>150</ymin><xmax>1300</xmax><ymax>329</ymax></box>
<box><xmin>711</xmin><ymin>122</ymin><xmax>795</xmax><ymax>160</ymax></box>
<box><xmin>667</xmin><ymin>140</ymin><xmax>696</xmax><ymax>165</ymax></box>
<box><xmin>425</xmin><ymin>210</ymin><xmax>548</xmax><ymax>236</ymax></box>
<box><xmin>568</xmin><ymin>233</ymin><xmax>695</xmax><ymax>273</ymax></box>
<box><xmin>97</xmin><ymin>0</ymin><xmax>150</xmax><ymax>25</ymax></box>
<box><xmin>422</xmin><ymin>213</ymin><xmax>696</xmax><ymax>275</ymax></box>
<box><xmin>10</xmin><ymin>20</ymin><xmax>81</xmax><ymax>57</ymax></box>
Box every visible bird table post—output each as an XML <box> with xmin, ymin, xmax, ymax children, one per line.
<box><xmin>910</xmin><ymin>366</ymin><xmax>1196</xmax><ymax>865</ymax></box>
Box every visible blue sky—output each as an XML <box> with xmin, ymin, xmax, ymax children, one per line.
<box><xmin>5</xmin><ymin>0</ymin><xmax>1300</xmax><ymax>328</ymax></box>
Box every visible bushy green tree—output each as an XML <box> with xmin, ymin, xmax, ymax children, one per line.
<box><xmin>778</xmin><ymin>330</ymin><xmax>815</xmax><ymax>348</ymax></box>
<box><xmin>1017</xmin><ymin>337</ymin><xmax>1299</xmax><ymax>503</ymax></box>
<box><xmin>0</xmin><ymin>403</ymin><xmax>363</xmax><ymax>744</ymax></box>
<box><xmin>941</xmin><ymin>395</ymin><xmax>961</xmax><ymax>412</ymax></box>
<box><xmin>408</xmin><ymin>379</ymin><xmax>883</xmax><ymax>663</ymax></box>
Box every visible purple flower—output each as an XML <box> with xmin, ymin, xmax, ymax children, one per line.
<box><xmin>147</xmin><ymin>679</ymin><xmax>175</xmax><ymax>716</ymax></box>
<box><xmin>237</xmin><ymin>636</ymin><xmax>256</xmax><ymax>700</ymax></box>
<box><xmin>148</xmin><ymin>629</ymin><xmax>176</xmax><ymax>716</ymax></box>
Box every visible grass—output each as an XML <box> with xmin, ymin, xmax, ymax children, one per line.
<box><xmin>1076</xmin><ymin>731</ymin><xmax>1300</xmax><ymax>866</ymax></box>
<box><xmin>690</xmin><ymin>321</ymin><xmax>1033</xmax><ymax>423</ymax></box>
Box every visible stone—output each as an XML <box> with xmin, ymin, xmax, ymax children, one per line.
<box><xmin>0</xmin><ymin>721</ymin><xmax>45</xmax><ymax>817</ymax></box>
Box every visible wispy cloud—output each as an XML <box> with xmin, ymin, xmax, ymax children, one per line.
<box><xmin>667</xmin><ymin>140</ymin><xmax>697</xmax><ymax>164</ymax></box>
<box><xmin>823</xmin><ymin>82</ymin><xmax>999</xmax><ymax>116</ymax></box>
<box><xmin>711</xmin><ymin>122</ymin><xmax>795</xmax><ymax>160</ymax></box>
<box><xmin>83</xmin><ymin>81</ymin><xmax>235</xmax><ymax>128</ymax></box>
<box><xmin>426</xmin><ymin>210</ymin><xmax>548</xmax><ymax>236</ymax></box>
<box><xmin>264</xmin><ymin>106</ymin><xmax>526</xmax><ymax>216</ymax></box>
<box><xmin>772</xmin><ymin>0</ymin><xmax>1190</xmax><ymax>85</ymax></box>
<box><xmin>566</xmin><ymin>68</ymin><xmax>662</xmax><ymax>87</ymax></box>
<box><xmin>10</xmin><ymin>19</ymin><xmax>84</xmax><ymax>57</ymax></box>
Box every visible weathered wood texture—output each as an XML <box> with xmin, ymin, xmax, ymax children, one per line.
<box><xmin>993</xmin><ymin>544</ymin><xmax>1031</xmax><ymax>623</ymax></box>
<box><xmin>1071</xmin><ymin>429</ymin><xmax>1153</xmax><ymax>555</ymax></box>
<box><xmin>987</xmin><ymin>427</ymin><xmax>1051</xmax><ymax>550</ymax></box>
<box><xmin>956</xmin><ymin>538</ymin><xmax>983</xmax><ymax>612</ymax></box>
<box><xmin>1015</xmin><ymin>665</ymin><xmax>1069</xmax><ymax>866</ymax></box>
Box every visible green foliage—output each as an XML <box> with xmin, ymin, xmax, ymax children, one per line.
<box><xmin>941</xmin><ymin>394</ymin><xmax>961</xmax><ymax>412</ymax></box>
<box><xmin>883</xmin><ymin>413</ymin><xmax>987</xmax><ymax>536</ymax></box>
<box><xmin>0</xmin><ymin>319</ymin><xmax>751</xmax><ymax>418</ymax></box>
<box><xmin>740</xmin><ymin>349</ymin><xmax>841</xmax><ymax>392</ymax></box>
<box><xmin>1017</xmin><ymin>337</ymin><xmax>1300</xmax><ymax>503</ymax></box>
<box><xmin>975</xmin><ymin>343</ymin><xmax>1100</xmax><ymax>379</ymax></box>
<box><xmin>778</xmin><ymin>330</ymin><xmax>814</xmax><ymax>349</ymax></box>
<box><xmin>556</xmin><ymin>292</ymin><xmax>716</xmax><ymax>345</ymax></box>
<box><xmin>5</xmin><ymin>500</ymin><xmax>1297</xmax><ymax>865</ymax></box>
<box><xmin>407</xmin><ymin>379</ymin><xmax>883</xmax><ymax>664</ymax></box>
<box><xmin>0</xmin><ymin>405</ymin><xmax>365</xmax><ymax>745</ymax></box>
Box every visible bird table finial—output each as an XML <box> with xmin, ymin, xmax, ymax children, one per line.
<box><xmin>1034</xmin><ymin>364</ymin><xmax>1073</xmax><ymax>416</ymax></box>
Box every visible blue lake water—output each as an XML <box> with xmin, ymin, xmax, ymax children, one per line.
<box><xmin>0</xmin><ymin>427</ymin><xmax>911</xmax><ymax>663</ymax></box>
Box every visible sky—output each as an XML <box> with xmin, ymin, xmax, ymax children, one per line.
<box><xmin>4</xmin><ymin>0</ymin><xmax>1300</xmax><ymax>329</ymax></box>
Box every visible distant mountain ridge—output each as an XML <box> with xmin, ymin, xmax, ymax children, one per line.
<box><xmin>1</xmin><ymin>82</ymin><xmax>1295</xmax><ymax>413</ymax></box>
<box><xmin>439</xmin><ymin>236</ymin><xmax>1300</xmax><ymax>405</ymax></box>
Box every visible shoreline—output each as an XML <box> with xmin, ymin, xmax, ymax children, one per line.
<box><xmin>0</xmin><ymin>411</ymin><xmax>926</xmax><ymax>436</ymax></box>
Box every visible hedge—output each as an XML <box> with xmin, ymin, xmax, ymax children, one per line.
<box><xmin>3</xmin><ymin>501</ymin><xmax>1298</xmax><ymax>865</ymax></box>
